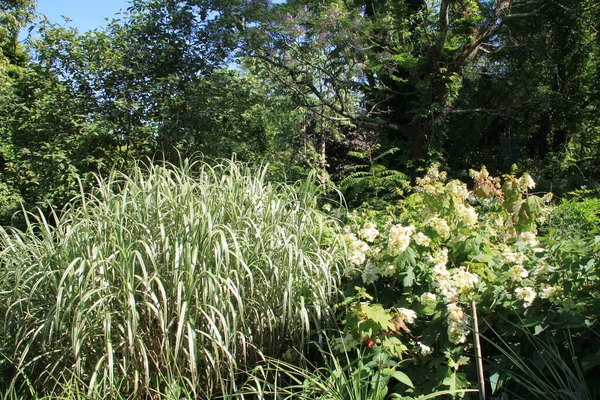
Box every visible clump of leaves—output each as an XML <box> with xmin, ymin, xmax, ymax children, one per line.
<box><xmin>240</xmin><ymin>335</ymin><xmax>474</xmax><ymax>400</ymax></box>
<box><xmin>547</xmin><ymin>192</ymin><xmax>600</xmax><ymax>238</ymax></box>
<box><xmin>482</xmin><ymin>320</ymin><xmax>598</xmax><ymax>400</ymax></box>
<box><xmin>338</xmin><ymin>146</ymin><xmax>409</xmax><ymax>207</ymax></box>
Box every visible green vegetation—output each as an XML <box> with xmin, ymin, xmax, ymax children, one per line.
<box><xmin>0</xmin><ymin>0</ymin><xmax>599</xmax><ymax>398</ymax></box>
<box><xmin>0</xmin><ymin>160</ymin><xmax>344</xmax><ymax>398</ymax></box>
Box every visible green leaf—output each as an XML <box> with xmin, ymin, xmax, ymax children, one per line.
<box><xmin>358</xmin><ymin>303</ymin><xmax>394</xmax><ymax>331</ymax></box>
<box><xmin>391</xmin><ymin>370</ymin><xmax>414</xmax><ymax>388</ymax></box>
<box><xmin>442</xmin><ymin>371</ymin><xmax>469</xmax><ymax>391</ymax></box>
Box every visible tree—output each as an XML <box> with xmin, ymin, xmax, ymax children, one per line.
<box><xmin>443</xmin><ymin>0</ymin><xmax>600</xmax><ymax>185</ymax></box>
<box><xmin>243</xmin><ymin>0</ymin><xmax>600</xmax><ymax>168</ymax></box>
<box><xmin>0</xmin><ymin>0</ymin><xmax>35</xmax><ymax>65</ymax></box>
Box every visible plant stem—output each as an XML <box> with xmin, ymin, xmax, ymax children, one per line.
<box><xmin>471</xmin><ymin>300</ymin><xmax>486</xmax><ymax>400</ymax></box>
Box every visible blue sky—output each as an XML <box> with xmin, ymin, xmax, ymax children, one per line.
<box><xmin>36</xmin><ymin>0</ymin><xmax>132</xmax><ymax>32</ymax></box>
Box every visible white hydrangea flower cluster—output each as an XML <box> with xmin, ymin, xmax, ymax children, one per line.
<box><xmin>469</xmin><ymin>166</ymin><xmax>490</xmax><ymax>181</ymax></box>
<box><xmin>416</xmin><ymin>164</ymin><xmax>447</xmax><ymax>194</ymax></box>
<box><xmin>427</xmin><ymin>217</ymin><xmax>450</xmax><ymax>238</ymax></box>
<box><xmin>501</xmin><ymin>246</ymin><xmax>527</xmax><ymax>265</ymax></box>
<box><xmin>509</xmin><ymin>265</ymin><xmax>529</xmax><ymax>282</ymax></box>
<box><xmin>428</xmin><ymin>248</ymin><xmax>449</xmax><ymax>267</ymax></box>
<box><xmin>539</xmin><ymin>285</ymin><xmax>561</xmax><ymax>303</ymax></box>
<box><xmin>447</xmin><ymin>303</ymin><xmax>471</xmax><ymax>344</ymax></box>
<box><xmin>429</xmin><ymin>249</ymin><xmax>478</xmax><ymax>302</ymax></box>
<box><xmin>452</xmin><ymin>267</ymin><xmax>480</xmax><ymax>294</ymax></box>
<box><xmin>388</xmin><ymin>224</ymin><xmax>414</xmax><ymax>255</ymax></box>
<box><xmin>455</xmin><ymin>203</ymin><xmax>478</xmax><ymax>226</ymax></box>
<box><xmin>332</xmin><ymin>333</ymin><xmax>359</xmax><ymax>352</ymax></box>
<box><xmin>515</xmin><ymin>286</ymin><xmax>537</xmax><ymax>307</ymax></box>
<box><xmin>446</xmin><ymin>180</ymin><xmax>470</xmax><ymax>201</ymax></box>
<box><xmin>518</xmin><ymin>173</ymin><xmax>536</xmax><ymax>191</ymax></box>
<box><xmin>345</xmin><ymin>233</ymin><xmax>370</xmax><ymax>266</ymax></box>
<box><xmin>418</xmin><ymin>341</ymin><xmax>433</xmax><ymax>356</ymax></box>
<box><xmin>519</xmin><ymin>231</ymin><xmax>539</xmax><ymax>247</ymax></box>
<box><xmin>396</xmin><ymin>307</ymin><xmax>418</xmax><ymax>324</ymax></box>
<box><xmin>361</xmin><ymin>262</ymin><xmax>379</xmax><ymax>284</ymax></box>
<box><xmin>359</xmin><ymin>222</ymin><xmax>379</xmax><ymax>243</ymax></box>
<box><xmin>414</xmin><ymin>232</ymin><xmax>432</xmax><ymax>247</ymax></box>
<box><xmin>420</xmin><ymin>292</ymin><xmax>437</xmax><ymax>305</ymax></box>
<box><xmin>531</xmin><ymin>261</ymin><xmax>548</xmax><ymax>277</ymax></box>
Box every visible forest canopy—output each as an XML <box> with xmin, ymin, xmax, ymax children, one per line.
<box><xmin>1</xmin><ymin>0</ymin><xmax>599</xmax><ymax>222</ymax></box>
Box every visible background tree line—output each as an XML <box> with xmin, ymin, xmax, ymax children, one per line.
<box><xmin>1</xmin><ymin>0</ymin><xmax>599</xmax><ymax>224</ymax></box>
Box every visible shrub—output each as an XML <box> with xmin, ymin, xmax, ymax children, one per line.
<box><xmin>546</xmin><ymin>192</ymin><xmax>600</xmax><ymax>238</ymax></box>
<box><xmin>0</xmin><ymin>159</ymin><xmax>344</xmax><ymax>398</ymax></box>
<box><xmin>332</xmin><ymin>165</ymin><xmax>599</xmax><ymax>397</ymax></box>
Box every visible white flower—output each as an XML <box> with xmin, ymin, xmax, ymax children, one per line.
<box><xmin>322</xmin><ymin>203</ymin><xmax>332</xmax><ymax>212</ymax></box>
<box><xmin>469</xmin><ymin>166</ymin><xmax>490</xmax><ymax>181</ymax></box>
<box><xmin>447</xmin><ymin>303</ymin><xmax>466</xmax><ymax>322</ymax></box>
<box><xmin>414</xmin><ymin>232</ymin><xmax>432</xmax><ymax>247</ymax></box>
<box><xmin>346</xmin><ymin>234</ymin><xmax>370</xmax><ymax>266</ymax></box>
<box><xmin>539</xmin><ymin>285</ymin><xmax>561</xmax><ymax>302</ymax></box>
<box><xmin>428</xmin><ymin>217</ymin><xmax>450</xmax><ymax>239</ymax></box>
<box><xmin>344</xmin><ymin>232</ymin><xmax>358</xmax><ymax>242</ymax></box>
<box><xmin>396</xmin><ymin>308</ymin><xmax>418</xmax><ymax>324</ymax></box>
<box><xmin>433</xmin><ymin>263</ymin><xmax>450</xmax><ymax>278</ymax></box>
<box><xmin>388</xmin><ymin>224</ymin><xmax>414</xmax><ymax>255</ymax></box>
<box><xmin>428</xmin><ymin>248</ymin><xmax>449</xmax><ymax>267</ymax></box>
<box><xmin>501</xmin><ymin>247</ymin><xmax>526</xmax><ymax>265</ymax></box>
<box><xmin>418</xmin><ymin>342</ymin><xmax>433</xmax><ymax>356</ymax></box>
<box><xmin>456</xmin><ymin>203</ymin><xmax>478</xmax><ymax>226</ymax></box>
<box><xmin>446</xmin><ymin>303</ymin><xmax>471</xmax><ymax>344</ymax></box>
<box><xmin>349</xmin><ymin>251</ymin><xmax>366</xmax><ymax>266</ymax></box>
<box><xmin>452</xmin><ymin>266</ymin><xmax>479</xmax><ymax>294</ymax></box>
<box><xmin>532</xmin><ymin>261</ymin><xmax>547</xmax><ymax>277</ymax></box>
<box><xmin>361</xmin><ymin>263</ymin><xmax>379</xmax><ymax>284</ymax></box>
<box><xmin>519</xmin><ymin>232</ymin><xmax>539</xmax><ymax>247</ymax></box>
<box><xmin>359</xmin><ymin>222</ymin><xmax>380</xmax><ymax>243</ymax></box>
<box><xmin>416</xmin><ymin>164</ymin><xmax>447</xmax><ymax>193</ymax></box>
<box><xmin>509</xmin><ymin>265</ymin><xmax>529</xmax><ymax>281</ymax></box>
<box><xmin>448</xmin><ymin>320</ymin><xmax>470</xmax><ymax>344</ymax></box>
<box><xmin>515</xmin><ymin>286</ymin><xmax>537</xmax><ymax>307</ymax></box>
<box><xmin>446</xmin><ymin>180</ymin><xmax>470</xmax><ymax>201</ymax></box>
<box><xmin>518</xmin><ymin>173</ymin><xmax>536</xmax><ymax>190</ymax></box>
<box><xmin>437</xmin><ymin>280</ymin><xmax>458</xmax><ymax>303</ymax></box>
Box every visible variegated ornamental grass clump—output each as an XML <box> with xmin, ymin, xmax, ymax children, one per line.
<box><xmin>332</xmin><ymin>165</ymin><xmax>595</xmax><ymax>396</ymax></box>
<box><xmin>0</xmin><ymin>159</ymin><xmax>344</xmax><ymax>398</ymax></box>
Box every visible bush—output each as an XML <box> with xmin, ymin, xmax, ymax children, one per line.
<box><xmin>0</xmin><ymin>159</ymin><xmax>344</xmax><ymax>398</ymax></box>
<box><xmin>546</xmin><ymin>192</ymin><xmax>600</xmax><ymax>238</ymax></box>
<box><xmin>332</xmin><ymin>165</ymin><xmax>599</xmax><ymax>397</ymax></box>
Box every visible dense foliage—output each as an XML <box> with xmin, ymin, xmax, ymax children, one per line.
<box><xmin>2</xmin><ymin>0</ymin><xmax>600</xmax><ymax>223</ymax></box>
<box><xmin>0</xmin><ymin>0</ymin><xmax>599</xmax><ymax>398</ymax></box>
<box><xmin>333</xmin><ymin>165</ymin><xmax>599</xmax><ymax>398</ymax></box>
